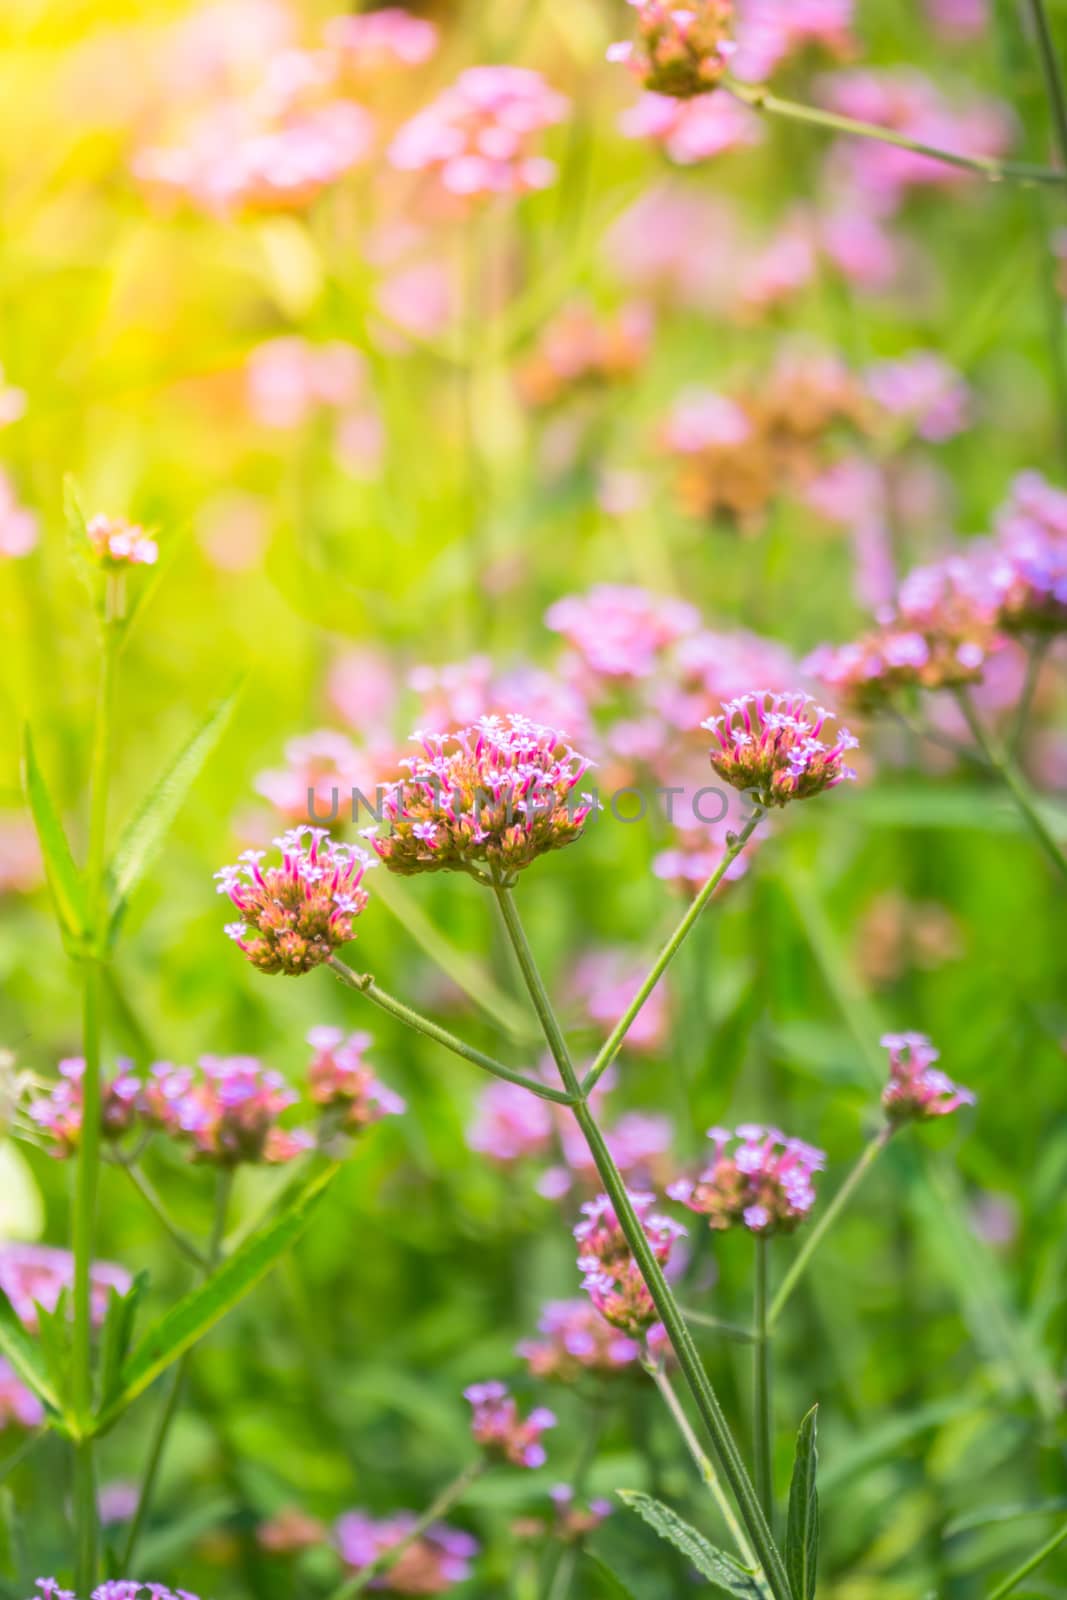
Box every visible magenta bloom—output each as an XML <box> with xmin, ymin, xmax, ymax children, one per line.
<box><xmin>335</xmin><ymin>1511</ymin><xmax>478</xmax><ymax>1593</ymax></box>
<box><xmin>0</xmin><ymin>470</ymin><xmax>38</xmax><ymax>558</ymax></box>
<box><xmin>464</xmin><ymin>1380</ymin><xmax>556</xmax><ymax>1468</ymax></box>
<box><xmin>389</xmin><ymin>67</ymin><xmax>568</xmax><ymax>199</ymax></box>
<box><xmin>216</xmin><ymin>827</ymin><xmax>373</xmax><ymax>974</ymax></box>
<box><xmin>27</xmin><ymin>1057</ymin><xmax>140</xmax><ymax>1159</ymax></box>
<box><xmin>518</xmin><ymin>1298</ymin><xmax>663</xmax><ymax>1381</ymax></box>
<box><xmin>989</xmin><ymin>471</ymin><xmax>1067</xmax><ymax>635</ymax></box>
<box><xmin>866</xmin><ymin>351</ymin><xmax>970</xmax><ymax>443</ymax></box>
<box><xmin>374</xmin><ymin>715</ymin><xmax>596</xmax><ymax>880</ymax></box>
<box><xmin>467</xmin><ymin>1078</ymin><xmax>555</xmax><ymax>1163</ymax></box>
<box><xmin>0</xmin><ymin>1358</ymin><xmax>44</xmax><ymax>1430</ymax></box>
<box><xmin>544</xmin><ymin>584</ymin><xmax>698</xmax><ymax>681</ymax></box>
<box><xmin>152</xmin><ymin>1056</ymin><xmax>311</xmax><ymax>1167</ymax></box>
<box><xmin>575</xmin><ymin>1192</ymin><xmax>685</xmax><ymax>1338</ymax></box>
<box><xmin>0</xmin><ymin>1243</ymin><xmax>130</xmax><ymax>1330</ymax></box>
<box><xmin>306</xmin><ymin>1026</ymin><xmax>406</xmax><ymax>1130</ymax></box>
<box><xmin>881</xmin><ymin>1033</ymin><xmax>975</xmax><ymax>1124</ymax></box>
<box><xmin>86</xmin><ymin>514</ymin><xmax>158</xmax><ymax>568</ymax></box>
<box><xmin>608</xmin><ymin>0</ymin><xmax>736</xmax><ymax>99</ymax></box>
<box><xmin>326</xmin><ymin>8</ymin><xmax>439</xmax><ymax>72</ymax></box>
<box><xmin>27</xmin><ymin>1586</ymin><xmax>199</xmax><ymax>1600</ymax></box>
<box><xmin>669</xmin><ymin>1125</ymin><xmax>825</xmax><ymax>1235</ymax></box>
<box><xmin>704</xmin><ymin>691</ymin><xmax>858</xmax><ymax>807</ymax></box>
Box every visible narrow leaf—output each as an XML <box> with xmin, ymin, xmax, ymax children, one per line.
<box><xmin>617</xmin><ymin>1491</ymin><xmax>763</xmax><ymax>1598</ymax></box>
<box><xmin>107</xmin><ymin>683</ymin><xmax>243</xmax><ymax>923</ymax></box>
<box><xmin>21</xmin><ymin>728</ymin><xmax>87</xmax><ymax>941</ymax></box>
<box><xmin>582</xmin><ymin>1553</ymin><xmax>640</xmax><ymax>1600</ymax></box>
<box><xmin>97</xmin><ymin>1164</ymin><xmax>337</xmax><ymax>1431</ymax></box>
<box><xmin>32</xmin><ymin>1296</ymin><xmax>71</xmax><ymax>1409</ymax></box>
<box><xmin>785</xmin><ymin>1405</ymin><xmax>819</xmax><ymax>1600</ymax></box>
<box><xmin>0</xmin><ymin>1288</ymin><xmax>61</xmax><ymax>1417</ymax></box>
<box><xmin>97</xmin><ymin>1272</ymin><xmax>149</xmax><ymax>1408</ymax></box>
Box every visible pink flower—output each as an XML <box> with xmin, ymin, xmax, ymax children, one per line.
<box><xmin>620</xmin><ymin>90</ymin><xmax>762</xmax><ymax>162</ymax></box>
<box><xmin>0</xmin><ymin>1243</ymin><xmax>130</xmax><ymax>1331</ymax></box>
<box><xmin>570</xmin><ymin>949</ymin><xmax>670</xmax><ymax>1056</ymax></box>
<box><xmin>545</xmin><ymin>585</ymin><xmax>698</xmax><ymax>681</ymax></box>
<box><xmin>465</xmin><ymin>1381</ymin><xmax>556</xmax><ymax>1468</ymax></box>
<box><xmin>246</xmin><ymin>338</ymin><xmax>366</xmax><ymax>429</ymax></box>
<box><xmin>306</xmin><ymin>1026</ymin><xmax>405</xmax><ymax>1130</ymax></box>
<box><xmin>0</xmin><ymin>1359</ymin><xmax>44</xmax><ymax>1430</ymax></box>
<box><xmin>215</xmin><ymin>827</ymin><xmax>373</xmax><ymax>974</ymax></box>
<box><xmin>325</xmin><ymin>8</ymin><xmax>439</xmax><ymax>73</ymax></box>
<box><xmin>156</xmin><ymin>1055</ymin><xmax>312</xmax><ymax>1166</ymax></box>
<box><xmin>254</xmin><ymin>730</ymin><xmax>374</xmax><ymax>824</ymax></box>
<box><xmin>467</xmin><ymin>1078</ymin><xmax>555</xmax><ymax>1163</ymax></box>
<box><xmin>335</xmin><ymin>1511</ymin><xmax>478</xmax><ymax>1593</ymax></box>
<box><xmin>881</xmin><ymin>1032</ymin><xmax>975</xmax><ymax>1123</ymax></box>
<box><xmin>731</xmin><ymin>0</ymin><xmax>854</xmax><ymax>82</ymax></box>
<box><xmin>389</xmin><ymin>67</ymin><xmax>568</xmax><ymax>199</ymax></box>
<box><xmin>27</xmin><ymin>1057</ymin><xmax>140</xmax><ymax>1159</ymax></box>
<box><xmin>0</xmin><ymin>367</ymin><xmax>26</xmax><ymax>429</ymax></box>
<box><xmin>704</xmin><ymin>691</ymin><xmax>858</xmax><ymax>806</ymax></box>
<box><xmin>98</xmin><ymin>1483</ymin><xmax>140</xmax><ymax>1527</ymax></box>
<box><xmin>608</xmin><ymin>0</ymin><xmax>736</xmax><ymax>99</ymax></box>
<box><xmin>575</xmin><ymin>1191</ymin><xmax>685</xmax><ymax>1338</ymax></box>
<box><xmin>867</xmin><ymin>351</ymin><xmax>970</xmax><ymax>442</ymax></box>
<box><xmin>989</xmin><ymin>471</ymin><xmax>1067</xmax><ymax>634</ymax></box>
<box><xmin>669</xmin><ymin>1125</ymin><xmax>825</xmax><ymax>1234</ymax></box>
<box><xmin>922</xmin><ymin>0</ymin><xmax>988</xmax><ymax>37</ymax></box>
<box><xmin>86</xmin><ymin>514</ymin><xmax>158</xmax><ymax>568</ymax></box>
<box><xmin>516</xmin><ymin>302</ymin><xmax>653</xmax><ymax>408</ymax></box>
<box><xmin>518</xmin><ymin>1299</ymin><xmax>657</xmax><ymax>1380</ymax></box>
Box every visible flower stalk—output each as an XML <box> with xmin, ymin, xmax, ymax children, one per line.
<box><xmin>329</xmin><ymin>1459</ymin><xmax>485</xmax><ymax>1600</ymax></box>
<box><xmin>752</xmin><ymin>1237</ymin><xmax>772</xmax><ymax>1524</ymax></box>
<box><xmin>954</xmin><ymin>687</ymin><xmax>1067</xmax><ymax>881</ymax></box>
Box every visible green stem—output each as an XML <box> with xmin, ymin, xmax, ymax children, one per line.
<box><xmin>1020</xmin><ymin>0</ymin><xmax>1067</xmax><ymax>172</ymax></box>
<box><xmin>752</xmin><ymin>1239</ymin><xmax>772</xmax><ymax>1526</ymax></box>
<box><xmin>118</xmin><ymin>1161</ymin><xmax>209</xmax><ymax>1269</ymax></box>
<box><xmin>582</xmin><ymin>811</ymin><xmax>763</xmax><ymax>1095</ymax></box>
<box><xmin>1009</xmin><ymin>637</ymin><xmax>1050</xmax><ymax>755</ymax></box>
<box><xmin>679</xmin><ymin>1308</ymin><xmax>758</xmax><ymax>1344</ymax></box>
<box><xmin>645</xmin><ymin>1361</ymin><xmax>763</xmax><ymax>1583</ymax></box>
<box><xmin>495</xmin><ymin>886</ymin><xmax>791</xmax><ymax>1600</ymax></box>
<box><xmin>725</xmin><ymin>78</ymin><xmax>1067</xmax><ymax>187</ymax></box>
<box><xmin>329</xmin><ymin>1460</ymin><xmax>484</xmax><ymax>1600</ymax></box>
<box><xmin>988</xmin><ymin>1518</ymin><xmax>1067</xmax><ymax>1598</ymax></box>
<box><xmin>954</xmin><ymin>688</ymin><xmax>1067</xmax><ymax>881</ymax></box>
<box><xmin>328</xmin><ymin>958</ymin><xmax>576</xmax><ymax>1105</ymax></box>
<box><xmin>768</xmin><ymin>1129</ymin><xmax>892</xmax><ymax>1331</ymax></box>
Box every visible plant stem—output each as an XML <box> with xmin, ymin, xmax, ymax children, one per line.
<box><xmin>494</xmin><ymin>886</ymin><xmax>791</xmax><ymax>1600</ymax></box>
<box><xmin>752</xmin><ymin>1238</ymin><xmax>773</xmax><ymax>1526</ymax></box>
<box><xmin>954</xmin><ymin>688</ymin><xmax>1067</xmax><ymax>881</ymax></box>
<box><xmin>679</xmin><ymin>1308</ymin><xmax>758</xmax><ymax>1344</ymax></box>
<box><xmin>725</xmin><ymin>78</ymin><xmax>1067</xmax><ymax>187</ymax></box>
<box><xmin>582</xmin><ymin>811</ymin><xmax>763</xmax><ymax>1095</ymax></box>
<box><xmin>327</xmin><ymin>958</ymin><xmax>576</xmax><ymax>1105</ymax></box>
<box><xmin>1020</xmin><ymin>0</ymin><xmax>1067</xmax><ymax>172</ymax></box>
<box><xmin>118</xmin><ymin>1161</ymin><xmax>209</xmax><ymax>1269</ymax></box>
<box><xmin>645</xmin><ymin>1361</ymin><xmax>763</xmax><ymax>1582</ymax></box>
<box><xmin>768</xmin><ymin>1129</ymin><xmax>893</xmax><ymax>1331</ymax></box>
<box><xmin>1009</xmin><ymin>637</ymin><xmax>1050</xmax><ymax>755</ymax></box>
<box><xmin>329</xmin><ymin>1459</ymin><xmax>484</xmax><ymax>1600</ymax></box>
<box><xmin>989</xmin><ymin>1518</ymin><xmax>1067</xmax><ymax>1598</ymax></box>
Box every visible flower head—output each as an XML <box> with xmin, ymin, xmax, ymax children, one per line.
<box><xmin>86</xmin><ymin>514</ymin><xmax>158</xmax><ymax>568</ymax></box>
<box><xmin>544</xmin><ymin>585</ymin><xmax>698</xmax><ymax>680</ymax></box>
<box><xmin>704</xmin><ymin>691</ymin><xmax>858</xmax><ymax>806</ymax></box>
<box><xmin>374</xmin><ymin>715</ymin><xmax>596</xmax><ymax>881</ymax></box>
<box><xmin>880</xmin><ymin>1032</ymin><xmax>975</xmax><ymax>1123</ymax></box>
<box><xmin>216</xmin><ymin>827</ymin><xmax>373</xmax><ymax>974</ymax></box>
<box><xmin>326</xmin><ymin>8</ymin><xmax>439</xmax><ymax>74</ymax></box>
<box><xmin>517</xmin><ymin>1299</ymin><xmax>661</xmax><ymax>1381</ymax></box>
<box><xmin>464</xmin><ymin>1381</ymin><xmax>556</xmax><ymax>1468</ymax></box>
<box><xmin>335</xmin><ymin>1511</ymin><xmax>478</xmax><ymax>1593</ymax></box>
<box><xmin>156</xmin><ymin>1055</ymin><xmax>311</xmax><ymax>1166</ymax></box>
<box><xmin>513</xmin><ymin>1486</ymin><xmax>614</xmax><ymax>1543</ymax></box>
<box><xmin>574</xmin><ymin>1192</ymin><xmax>684</xmax><ymax>1338</ymax></box>
<box><xmin>990</xmin><ymin>471</ymin><xmax>1067</xmax><ymax>635</ymax></box>
<box><xmin>668</xmin><ymin>1125</ymin><xmax>825</xmax><ymax>1234</ymax></box>
<box><xmin>27</xmin><ymin>1057</ymin><xmax>140</xmax><ymax>1159</ymax></box>
<box><xmin>608</xmin><ymin>1</ymin><xmax>736</xmax><ymax>99</ymax></box>
<box><xmin>306</xmin><ymin>1026</ymin><xmax>406</xmax><ymax>1130</ymax></box>
<box><xmin>0</xmin><ymin>1243</ymin><xmax>129</xmax><ymax>1330</ymax></box>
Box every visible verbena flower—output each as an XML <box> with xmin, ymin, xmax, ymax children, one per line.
<box><xmin>464</xmin><ymin>1381</ymin><xmax>556</xmax><ymax>1468</ymax></box>
<box><xmin>513</xmin><ymin>1486</ymin><xmax>614</xmax><ymax>1543</ymax></box>
<box><xmin>880</xmin><ymin>1032</ymin><xmax>975</xmax><ymax>1123</ymax></box>
<box><xmin>98</xmin><ymin>1482</ymin><xmax>139</xmax><ymax>1527</ymax></box>
<box><xmin>388</xmin><ymin>67</ymin><xmax>568</xmax><ymax>198</ymax></box>
<box><xmin>373</xmin><ymin>716</ymin><xmax>596</xmax><ymax>881</ymax></box>
<box><xmin>335</xmin><ymin>1511</ymin><xmax>478</xmax><ymax>1593</ymax></box>
<box><xmin>516</xmin><ymin>302</ymin><xmax>653</xmax><ymax>409</ymax></box>
<box><xmin>608</xmin><ymin>1</ymin><xmax>736</xmax><ymax>99</ymax></box>
<box><xmin>704</xmin><ymin>691</ymin><xmax>858</xmax><ymax>806</ymax></box>
<box><xmin>668</xmin><ymin>1125</ymin><xmax>825</xmax><ymax>1234</ymax></box>
<box><xmin>216</xmin><ymin>827</ymin><xmax>373</xmax><ymax>974</ymax></box>
<box><xmin>325</xmin><ymin>8</ymin><xmax>439</xmax><ymax>73</ymax></box>
<box><xmin>0</xmin><ymin>1243</ymin><xmax>129</xmax><ymax>1329</ymax></box>
<box><xmin>517</xmin><ymin>1299</ymin><xmax>665</xmax><ymax>1381</ymax></box>
<box><xmin>28</xmin><ymin>1587</ymin><xmax>199</xmax><ymax>1600</ymax></box>
<box><xmin>866</xmin><ymin>350</ymin><xmax>970</xmax><ymax>443</ymax></box>
<box><xmin>306</xmin><ymin>1026</ymin><xmax>406</xmax><ymax>1130</ymax></box>
<box><xmin>86</xmin><ymin>514</ymin><xmax>158</xmax><ymax>568</ymax></box>
<box><xmin>150</xmin><ymin>1056</ymin><xmax>312</xmax><ymax>1166</ymax></box>
<box><xmin>574</xmin><ymin>1192</ymin><xmax>684</xmax><ymax>1338</ymax></box>
<box><xmin>544</xmin><ymin>585</ymin><xmax>698</xmax><ymax>680</ymax></box>
<box><xmin>990</xmin><ymin>471</ymin><xmax>1067</xmax><ymax>635</ymax></box>
<box><xmin>26</xmin><ymin>1057</ymin><xmax>140</xmax><ymax>1159</ymax></box>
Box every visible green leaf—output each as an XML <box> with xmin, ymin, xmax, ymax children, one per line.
<box><xmin>945</xmin><ymin>1498</ymin><xmax>1067</xmax><ymax>1539</ymax></box>
<box><xmin>107</xmin><ymin>683</ymin><xmax>243</xmax><ymax>932</ymax></box>
<box><xmin>32</xmin><ymin>1294</ymin><xmax>71</xmax><ymax>1409</ymax></box>
<box><xmin>617</xmin><ymin>1491</ymin><xmax>764</xmax><ymax>1598</ymax></box>
<box><xmin>581</xmin><ymin>1553</ymin><xmax>640</xmax><ymax>1600</ymax></box>
<box><xmin>785</xmin><ymin>1406</ymin><xmax>819</xmax><ymax>1600</ymax></box>
<box><xmin>0</xmin><ymin>1287</ymin><xmax>61</xmax><ymax>1419</ymax></box>
<box><xmin>21</xmin><ymin>728</ymin><xmax>88</xmax><ymax>943</ymax></box>
<box><xmin>96</xmin><ymin>1163</ymin><xmax>338</xmax><ymax>1432</ymax></box>
<box><xmin>97</xmin><ymin>1272</ymin><xmax>149</xmax><ymax>1409</ymax></box>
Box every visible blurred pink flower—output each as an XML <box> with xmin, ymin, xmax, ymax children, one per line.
<box><xmin>325</xmin><ymin>8</ymin><xmax>439</xmax><ymax>74</ymax></box>
<box><xmin>0</xmin><ymin>814</ymin><xmax>43</xmax><ymax>894</ymax></box>
<box><xmin>518</xmin><ymin>1298</ymin><xmax>656</xmax><ymax>1380</ymax></box>
<box><xmin>603</xmin><ymin>184</ymin><xmax>741</xmax><ymax>310</ymax></box>
<box><xmin>545</xmin><ymin>585</ymin><xmax>699</xmax><ymax>681</ymax></box>
<box><xmin>731</xmin><ymin>0</ymin><xmax>854</xmax><ymax>82</ymax></box>
<box><xmin>328</xmin><ymin>646</ymin><xmax>399</xmax><ymax>735</ymax></box>
<box><xmin>0</xmin><ymin>367</ymin><xmax>26</xmax><ymax>428</ymax></box>
<box><xmin>0</xmin><ymin>473</ymin><xmax>38</xmax><ymax>558</ymax></box>
<box><xmin>620</xmin><ymin>90</ymin><xmax>762</xmax><ymax>162</ymax></box>
<box><xmin>86</xmin><ymin>514</ymin><xmax>158</xmax><ymax>567</ymax></box>
<box><xmin>255</xmin><ymin>730</ymin><xmax>374</xmax><ymax>824</ymax></box>
<box><xmin>0</xmin><ymin>1360</ymin><xmax>44</xmax><ymax>1430</ymax></box>
<box><xmin>247</xmin><ymin>338</ymin><xmax>366</xmax><ymax>429</ymax></box>
<box><xmin>923</xmin><ymin>0</ymin><xmax>988</xmax><ymax>37</ymax></box>
<box><xmin>465</xmin><ymin>1380</ymin><xmax>556</xmax><ymax>1468</ymax></box>
<box><xmin>669</xmin><ymin>1125</ymin><xmax>825</xmax><ymax>1234</ymax></box>
<box><xmin>0</xmin><ymin>1243</ymin><xmax>130</xmax><ymax>1330</ymax></box>
<box><xmin>866</xmin><ymin>351</ymin><xmax>971</xmax><ymax>442</ymax></box>
<box><xmin>335</xmin><ymin>1511</ymin><xmax>478</xmax><ymax>1593</ymax></box>
<box><xmin>569</xmin><ymin>948</ymin><xmax>670</xmax><ymax>1055</ymax></box>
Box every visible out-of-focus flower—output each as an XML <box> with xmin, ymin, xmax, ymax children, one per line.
<box><xmin>246</xmin><ymin>338</ymin><xmax>366</xmax><ymax>429</ymax></box>
<box><xmin>881</xmin><ymin>1032</ymin><xmax>975</xmax><ymax>1122</ymax></box>
<box><xmin>255</xmin><ymin>731</ymin><xmax>374</xmax><ymax>825</ymax></box>
<box><xmin>467</xmin><ymin>1078</ymin><xmax>554</xmax><ymax>1163</ymax></box>
<box><xmin>216</xmin><ymin>827</ymin><xmax>373</xmax><ymax>974</ymax></box>
<box><xmin>0</xmin><ymin>1359</ymin><xmax>44</xmax><ymax>1430</ymax></box>
<box><xmin>328</xmin><ymin>646</ymin><xmax>399</xmax><ymax>735</ymax></box>
<box><xmin>306</xmin><ymin>1026</ymin><xmax>405</xmax><ymax>1130</ymax></box>
<box><xmin>27</xmin><ymin>1057</ymin><xmax>140</xmax><ymax>1159</ymax></box>
<box><xmin>731</xmin><ymin>0</ymin><xmax>854</xmax><ymax>81</ymax></box>
<box><xmin>374</xmin><ymin>259</ymin><xmax>456</xmax><ymax>344</ymax></box>
<box><xmin>669</xmin><ymin>1125</ymin><xmax>825</xmax><ymax>1233</ymax></box>
<box><xmin>545</xmin><ymin>586</ymin><xmax>698</xmax><ymax>682</ymax></box>
<box><xmin>867</xmin><ymin>351</ymin><xmax>970</xmax><ymax>442</ymax></box>
<box><xmin>604</xmin><ymin>183</ymin><xmax>741</xmax><ymax>309</ymax></box>
<box><xmin>516</xmin><ymin>302</ymin><xmax>653</xmax><ymax>408</ymax></box>
<box><xmin>325</xmin><ymin>8</ymin><xmax>439</xmax><ymax>74</ymax></box>
<box><xmin>389</xmin><ymin>67</ymin><xmax>568</xmax><ymax>199</ymax></box>
<box><xmin>923</xmin><ymin>0</ymin><xmax>988</xmax><ymax>37</ymax></box>
<box><xmin>196</xmin><ymin>492</ymin><xmax>270</xmax><ymax>573</ymax></box>
<box><xmin>152</xmin><ymin>1056</ymin><xmax>311</xmax><ymax>1166</ymax></box>
<box><xmin>373</xmin><ymin>716</ymin><xmax>596</xmax><ymax>880</ymax></box>
<box><xmin>989</xmin><ymin>471</ymin><xmax>1067</xmax><ymax>635</ymax></box>
<box><xmin>513</xmin><ymin>1485</ymin><xmax>613</xmax><ymax>1543</ymax></box>
<box><xmin>575</xmin><ymin>1191</ymin><xmax>684</xmax><ymax>1338</ymax></box>
<box><xmin>518</xmin><ymin>1299</ymin><xmax>659</xmax><ymax>1380</ymax></box>
<box><xmin>0</xmin><ymin>367</ymin><xmax>26</xmax><ymax>428</ymax></box>
<box><xmin>28</xmin><ymin>1586</ymin><xmax>198</xmax><ymax>1600</ymax></box>
<box><xmin>620</xmin><ymin>90</ymin><xmax>762</xmax><ymax>163</ymax></box>
<box><xmin>258</xmin><ymin>1506</ymin><xmax>327</xmax><ymax>1552</ymax></box>
<box><xmin>820</xmin><ymin>206</ymin><xmax>901</xmax><ymax>291</ymax></box>
<box><xmin>607</xmin><ymin>1</ymin><xmax>736</xmax><ymax>99</ymax></box>
<box><xmin>0</xmin><ymin>1243</ymin><xmax>130</xmax><ymax>1330</ymax></box>
<box><xmin>335</xmin><ymin>1511</ymin><xmax>478</xmax><ymax>1593</ymax></box>
<box><xmin>704</xmin><ymin>691</ymin><xmax>858</xmax><ymax>806</ymax></box>
<box><xmin>86</xmin><ymin>514</ymin><xmax>158</xmax><ymax>568</ymax></box>
<box><xmin>0</xmin><ymin>815</ymin><xmax>44</xmax><ymax>894</ymax></box>
<box><xmin>465</xmin><ymin>1381</ymin><xmax>556</xmax><ymax>1468</ymax></box>
<box><xmin>569</xmin><ymin>949</ymin><xmax>670</xmax><ymax>1055</ymax></box>
<box><xmin>99</xmin><ymin>1483</ymin><xmax>139</xmax><ymax>1527</ymax></box>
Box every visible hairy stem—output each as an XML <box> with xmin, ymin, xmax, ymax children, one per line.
<box><xmin>330</xmin><ymin>1459</ymin><xmax>484</xmax><ymax>1600</ymax></box>
<box><xmin>768</xmin><ymin>1128</ymin><xmax>893</xmax><ymax>1331</ymax></box>
<box><xmin>954</xmin><ymin>688</ymin><xmax>1067</xmax><ymax>881</ymax></box>
<box><xmin>752</xmin><ymin>1238</ymin><xmax>773</xmax><ymax>1525</ymax></box>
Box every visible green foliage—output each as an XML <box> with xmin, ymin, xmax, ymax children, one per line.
<box><xmin>785</xmin><ymin>1406</ymin><xmax>819</xmax><ymax>1600</ymax></box>
<box><xmin>618</xmin><ymin>1491</ymin><xmax>765</xmax><ymax>1597</ymax></box>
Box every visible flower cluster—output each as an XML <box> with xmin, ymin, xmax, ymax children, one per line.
<box><xmin>574</xmin><ymin>1192</ymin><xmax>684</xmax><ymax>1338</ymax></box>
<box><xmin>517</xmin><ymin>1299</ymin><xmax>662</xmax><ymax>1381</ymax></box>
<box><xmin>608</xmin><ymin>1</ymin><xmax>736</xmax><ymax>99</ymax></box>
<box><xmin>464</xmin><ymin>1381</ymin><xmax>556</xmax><ymax>1468</ymax></box>
<box><xmin>258</xmin><ymin>1507</ymin><xmax>327</xmax><ymax>1553</ymax></box>
<box><xmin>86</xmin><ymin>514</ymin><xmax>159</xmax><ymax>568</ymax></box>
<box><xmin>704</xmin><ymin>691</ymin><xmax>858</xmax><ymax>806</ymax></box>
<box><xmin>335</xmin><ymin>1511</ymin><xmax>478</xmax><ymax>1594</ymax></box>
<box><xmin>216</xmin><ymin>827</ymin><xmax>373</xmax><ymax>974</ymax></box>
<box><xmin>669</xmin><ymin>1125</ymin><xmax>826</xmax><ymax>1234</ymax></box>
<box><xmin>27</xmin><ymin>1056</ymin><xmax>140</xmax><ymax>1157</ymax></box>
<box><xmin>325</xmin><ymin>8</ymin><xmax>439</xmax><ymax>74</ymax></box>
<box><xmin>545</xmin><ymin>585</ymin><xmax>699</xmax><ymax>681</ymax></box>
<box><xmin>0</xmin><ymin>1243</ymin><xmax>130</xmax><ymax>1329</ymax></box>
<box><xmin>373</xmin><ymin>716</ymin><xmax>596</xmax><ymax>880</ymax></box>
<box><xmin>389</xmin><ymin>67</ymin><xmax>568</xmax><ymax>199</ymax></box>
<box><xmin>306</xmin><ymin>1026</ymin><xmax>406</xmax><ymax>1130</ymax></box>
<box><xmin>880</xmin><ymin>1032</ymin><xmax>975</xmax><ymax>1123</ymax></box>
<box><xmin>990</xmin><ymin>471</ymin><xmax>1067</xmax><ymax>635</ymax></box>
<box><xmin>512</xmin><ymin>1485</ymin><xmax>614</xmax><ymax>1543</ymax></box>
<box><xmin>26</xmin><ymin>1586</ymin><xmax>197</xmax><ymax>1600</ymax></box>
<box><xmin>516</xmin><ymin>302</ymin><xmax>653</xmax><ymax>409</ymax></box>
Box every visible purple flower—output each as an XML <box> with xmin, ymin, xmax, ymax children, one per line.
<box><xmin>517</xmin><ymin>1299</ymin><xmax>653</xmax><ymax>1382</ymax></box>
<box><xmin>669</xmin><ymin>1125</ymin><xmax>825</xmax><ymax>1235</ymax></box>
<box><xmin>574</xmin><ymin>1192</ymin><xmax>685</xmax><ymax>1338</ymax></box>
<box><xmin>881</xmin><ymin>1032</ymin><xmax>975</xmax><ymax>1123</ymax></box>
<box><xmin>215</xmin><ymin>827</ymin><xmax>373</xmax><ymax>974</ymax></box>
<box><xmin>608</xmin><ymin>0</ymin><xmax>736</xmax><ymax>99</ymax></box>
<box><xmin>335</xmin><ymin>1511</ymin><xmax>478</xmax><ymax>1593</ymax></box>
<box><xmin>464</xmin><ymin>1380</ymin><xmax>556</xmax><ymax>1468</ymax></box>
<box><xmin>704</xmin><ymin>691</ymin><xmax>858</xmax><ymax>806</ymax></box>
<box><xmin>545</xmin><ymin>585</ymin><xmax>699</xmax><ymax>680</ymax></box>
<box><xmin>306</xmin><ymin>1027</ymin><xmax>406</xmax><ymax>1131</ymax></box>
